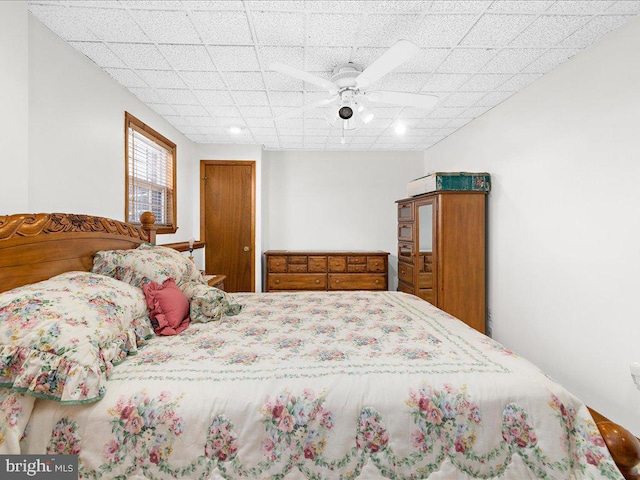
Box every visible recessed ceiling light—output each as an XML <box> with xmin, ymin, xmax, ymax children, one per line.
<box><xmin>229</xmin><ymin>125</ymin><xmax>242</xmax><ymax>134</ymax></box>
<box><xmin>395</xmin><ymin>123</ymin><xmax>407</xmax><ymax>135</ymax></box>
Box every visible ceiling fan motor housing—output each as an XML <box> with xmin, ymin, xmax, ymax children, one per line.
<box><xmin>331</xmin><ymin>62</ymin><xmax>362</xmax><ymax>89</ymax></box>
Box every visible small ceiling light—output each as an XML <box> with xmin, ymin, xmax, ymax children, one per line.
<box><xmin>229</xmin><ymin>125</ymin><xmax>242</xmax><ymax>135</ymax></box>
<box><xmin>395</xmin><ymin>123</ymin><xmax>407</xmax><ymax>135</ymax></box>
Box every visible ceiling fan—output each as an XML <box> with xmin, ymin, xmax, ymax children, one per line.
<box><xmin>270</xmin><ymin>40</ymin><xmax>438</xmax><ymax>130</ymax></box>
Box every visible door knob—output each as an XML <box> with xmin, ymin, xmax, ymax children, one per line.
<box><xmin>243</xmin><ymin>246</ymin><xmax>250</xmax><ymax>252</ymax></box>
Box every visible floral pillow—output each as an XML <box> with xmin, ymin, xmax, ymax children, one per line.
<box><xmin>92</xmin><ymin>244</ymin><xmax>205</xmax><ymax>289</ymax></box>
<box><xmin>180</xmin><ymin>282</ymin><xmax>242</xmax><ymax>323</ymax></box>
<box><xmin>0</xmin><ymin>272</ymin><xmax>150</xmax><ymax>404</ymax></box>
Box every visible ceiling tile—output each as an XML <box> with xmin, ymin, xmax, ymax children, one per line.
<box><xmin>159</xmin><ymin>45</ymin><xmax>215</xmax><ymax>71</ymax></box>
<box><xmin>184</xmin><ymin>1</ymin><xmax>245</xmax><ymax>11</ymax></box>
<box><xmin>460</xmin><ymin>73</ymin><xmax>511</xmax><ymax>90</ymax></box>
<box><xmin>429</xmin><ymin>1</ymin><xmax>492</xmax><ymax>13</ymax></box>
<box><xmin>147</xmin><ymin>103</ymin><xmax>179</xmax><ymax>115</ymax></box>
<box><xmin>207</xmin><ymin>106</ymin><xmax>242</xmax><ymax>117</ymax></box>
<box><xmin>108</xmin><ymin>43</ymin><xmax>170</xmax><ymax>69</ymax></box>
<box><xmin>545</xmin><ymin>1</ymin><xmax>616</xmax><ymax>14</ymax></box>
<box><xmin>246</xmin><ymin>1</ymin><xmax>306</xmax><ymax>11</ymax></box>
<box><xmin>521</xmin><ymin>48</ymin><xmax>579</xmax><ymax>72</ymax></box>
<box><xmin>305</xmin><ymin>47</ymin><xmax>354</xmax><ymax>72</ymax></box>
<box><xmin>137</xmin><ymin>70</ymin><xmax>187</xmax><ymax>89</ymax></box>
<box><xmin>441</xmin><ymin>91</ymin><xmax>487</xmax><ymax>107</ymax></box>
<box><xmin>104</xmin><ymin>68</ymin><xmax>147</xmax><ymax>87</ymax></box>
<box><xmin>231</xmin><ymin>90</ymin><xmax>270</xmax><ymax>105</ymax></box>
<box><xmin>308</xmin><ymin>13</ymin><xmax>362</xmax><ymax>46</ymax></box>
<box><xmin>460</xmin><ymin>14</ymin><xmax>536</xmax><ymax>46</ymax></box>
<box><xmin>511</xmin><ymin>15</ymin><xmax>591</xmax><ymax>46</ymax></box>
<box><xmin>69</xmin><ymin>41</ymin><xmax>126</xmax><ymax>68</ymax></box>
<box><xmin>239</xmin><ymin>106</ymin><xmax>274</xmax><ymax>117</ymax></box>
<box><xmin>259</xmin><ymin>46</ymin><xmax>305</xmax><ymax>70</ymax></box>
<box><xmin>375</xmin><ymin>73</ymin><xmax>432</xmax><ymax>91</ymax></box>
<box><xmin>445</xmin><ymin>117</ymin><xmax>474</xmax><ymax>128</ymax></box>
<box><xmin>171</xmin><ymin>104</ymin><xmax>210</xmax><ymax>116</ymax></box>
<box><xmin>560</xmin><ymin>15</ymin><xmax>634</xmax><ymax>47</ymax></box>
<box><xmin>252</xmin><ymin>11</ymin><xmax>306</xmax><ymax>45</ymax></box>
<box><xmin>189</xmin><ymin>11</ymin><xmax>253</xmax><ymax>44</ymax></box>
<box><xmin>476</xmin><ymin>90</ymin><xmax>516</xmax><ymax>106</ymax></box>
<box><xmin>263</xmin><ymin>72</ymin><xmax>303</xmax><ymax>91</ymax></box>
<box><xmin>358</xmin><ymin>14</ymin><xmax>422</xmax><ymax>47</ymax></box>
<box><xmin>496</xmin><ymin>73</ymin><xmax>542</xmax><ymax>90</ymax></box>
<box><xmin>121</xmin><ymin>1</ymin><xmax>185</xmax><ymax>9</ymax></box>
<box><xmin>487</xmin><ymin>1</ymin><xmax>555</xmax><ymax>13</ymax></box>
<box><xmin>606</xmin><ymin>1</ymin><xmax>640</xmax><ymax>14</ymax></box>
<box><xmin>480</xmin><ymin>48</ymin><xmax>547</xmax><ymax>73</ymax></box>
<box><xmin>127</xmin><ymin>87</ymin><xmax>164</xmax><ymax>103</ymax></box>
<box><xmin>128</xmin><ymin>9</ymin><xmax>201</xmax><ymax>44</ymax></box>
<box><xmin>421</xmin><ymin>73</ymin><xmax>472</xmax><ymax>91</ymax></box>
<box><xmin>71</xmin><ymin>8</ymin><xmax>150</xmax><ymax>42</ymax></box>
<box><xmin>269</xmin><ymin>91</ymin><xmax>305</xmax><ymax>106</ymax></box>
<box><xmin>209</xmin><ymin>46</ymin><xmax>260</xmax><ymax>71</ymax></box>
<box><xmin>180</xmin><ymin>71</ymin><xmax>226</xmax><ymax>90</ymax></box>
<box><xmin>223</xmin><ymin>72</ymin><xmax>266</xmax><ymax>90</ymax></box>
<box><xmin>437</xmin><ymin>48</ymin><xmax>498</xmax><ymax>73</ymax></box>
<box><xmin>28</xmin><ymin>4</ymin><xmax>98</xmax><ymax>41</ymax></box>
<box><xmin>428</xmin><ymin>106</ymin><xmax>467</xmax><ymax>118</ymax></box>
<box><xmin>245</xmin><ymin>117</ymin><xmax>276</xmax><ymax>127</ymax></box>
<box><xmin>156</xmin><ymin>88</ymin><xmax>200</xmax><ymax>105</ymax></box>
<box><xmin>413</xmin><ymin>15</ymin><xmax>478</xmax><ymax>47</ymax></box>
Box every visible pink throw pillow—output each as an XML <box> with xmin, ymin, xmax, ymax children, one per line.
<box><xmin>142</xmin><ymin>278</ymin><xmax>190</xmax><ymax>335</ymax></box>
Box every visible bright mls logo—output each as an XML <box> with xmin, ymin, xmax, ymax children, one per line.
<box><xmin>0</xmin><ymin>455</ymin><xmax>77</xmax><ymax>479</ymax></box>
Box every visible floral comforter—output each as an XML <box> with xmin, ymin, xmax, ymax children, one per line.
<box><xmin>1</xmin><ymin>291</ymin><xmax>622</xmax><ymax>479</ymax></box>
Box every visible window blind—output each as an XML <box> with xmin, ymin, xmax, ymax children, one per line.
<box><xmin>125</xmin><ymin>113</ymin><xmax>176</xmax><ymax>232</ymax></box>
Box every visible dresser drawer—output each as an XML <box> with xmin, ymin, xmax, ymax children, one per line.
<box><xmin>329</xmin><ymin>274</ymin><xmax>386</xmax><ymax>290</ymax></box>
<box><xmin>398</xmin><ymin>223</ymin><xmax>414</xmax><ymax>242</ymax></box>
<box><xmin>397</xmin><ymin>281</ymin><xmax>413</xmax><ymax>295</ymax></box>
<box><xmin>328</xmin><ymin>256</ymin><xmax>347</xmax><ymax>272</ymax></box>
<box><xmin>398</xmin><ymin>202</ymin><xmax>414</xmax><ymax>222</ymax></box>
<box><xmin>347</xmin><ymin>255</ymin><xmax>366</xmax><ymax>264</ymax></box>
<box><xmin>289</xmin><ymin>255</ymin><xmax>307</xmax><ymax>264</ymax></box>
<box><xmin>398</xmin><ymin>262</ymin><xmax>414</xmax><ymax>285</ymax></box>
<box><xmin>398</xmin><ymin>242</ymin><xmax>414</xmax><ymax>263</ymax></box>
<box><xmin>348</xmin><ymin>264</ymin><xmax>367</xmax><ymax>273</ymax></box>
<box><xmin>308</xmin><ymin>256</ymin><xmax>327</xmax><ymax>272</ymax></box>
<box><xmin>419</xmin><ymin>272</ymin><xmax>433</xmax><ymax>288</ymax></box>
<box><xmin>288</xmin><ymin>263</ymin><xmax>308</xmax><ymax>273</ymax></box>
<box><xmin>268</xmin><ymin>256</ymin><xmax>287</xmax><ymax>273</ymax></box>
<box><xmin>367</xmin><ymin>256</ymin><xmax>385</xmax><ymax>272</ymax></box>
<box><xmin>268</xmin><ymin>274</ymin><xmax>326</xmax><ymax>290</ymax></box>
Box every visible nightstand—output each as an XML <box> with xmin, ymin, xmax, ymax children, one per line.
<box><xmin>204</xmin><ymin>274</ymin><xmax>226</xmax><ymax>290</ymax></box>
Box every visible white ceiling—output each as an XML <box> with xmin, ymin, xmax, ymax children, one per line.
<box><xmin>27</xmin><ymin>0</ymin><xmax>640</xmax><ymax>151</ymax></box>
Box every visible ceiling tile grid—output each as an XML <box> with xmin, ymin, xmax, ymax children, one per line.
<box><xmin>27</xmin><ymin>0</ymin><xmax>640</xmax><ymax>151</ymax></box>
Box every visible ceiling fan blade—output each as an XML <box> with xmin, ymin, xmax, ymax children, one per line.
<box><xmin>273</xmin><ymin>96</ymin><xmax>338</xmax><ymax>121</ymax></box>
<box><xmin>367</xmin><ymin>91</ymin><xmax>438</xmax><ymax>109</ymax></box>
<box><xmin>355</xmin><ymin>40</ymin><xmax>420</xmax><ymax>89</ymax></box>
<box><xmin>269</xmin><ymin>62</ymin><xmax>337</xmax><ymax>93</ymax></box>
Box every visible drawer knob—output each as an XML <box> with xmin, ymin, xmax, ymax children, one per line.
<box><xmin>275</xmin><ymin>279</ymin><xmax>280</xmax><ymax>284</ymax></box>
<box><xmin>335</xmin><ymin>280</ymin><xmax>340</xmax><ymax>284</ymax></box>
<box><xmin>375</xmin><ymin>280</ymin><xmax>379</xmax><ymax>284</ymax></box>
<box><xmin>315</xmin><ymin>280</ymin><xmax>320</xmax><ymax>284</ymax></box>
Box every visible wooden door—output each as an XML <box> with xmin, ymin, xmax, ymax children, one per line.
<box><xmin>200</xmin><ymin>161</ymin><xmax>255</xmax><ymax>292</ymax></box>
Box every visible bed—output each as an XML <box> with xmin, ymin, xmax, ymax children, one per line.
<box><xmin>0</xmin><ymin>212</ymin><xmax>638</xmax><ymax>480</ymax></box>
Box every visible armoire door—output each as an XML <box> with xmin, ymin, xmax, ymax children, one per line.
<box><xmin>200</xmin><ymin>160</ymin><xmax>255</xmax><ymax>292</ymax></box>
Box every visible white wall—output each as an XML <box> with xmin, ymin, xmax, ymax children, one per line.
<box><xmin>26</xmin><ymin>15</ymin><xmax>196</xmax><ymax>244</ymax></box>
<box><xmin>0</xmin><ymin>1</ymin><xmax>29</xmax><ymax>213</ymax></box>
<box><xmin>264</xmin><ymin>150</ymin><xmax>424</xmax><ymax>290</ymax></box>
<box><xmin>423</xmin><ymin>16</ymin><xmax>640</xmax><ymax>433</ymax></box>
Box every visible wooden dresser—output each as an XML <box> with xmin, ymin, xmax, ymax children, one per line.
<box><xmin>396</xmin><ymin>192</ymin><xmax>487</xmax><ymax>333</ymax></box>
<box><xmin>264</xmin><ymin>251</ymin><xmax>389</xmax><ymax>292</ymax></box>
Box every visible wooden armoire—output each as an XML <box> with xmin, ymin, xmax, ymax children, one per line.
<box><xmin>396</xmin><ymin>192</ymin><xmax>487</xmax><ymax>333</ymax></box>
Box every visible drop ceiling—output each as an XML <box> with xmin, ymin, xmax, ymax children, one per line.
<box><xmin>27</xmin><ymin>0</ymin><xmax>640</xmax><ymax>151</ymax></box>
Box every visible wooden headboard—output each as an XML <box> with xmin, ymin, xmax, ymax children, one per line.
<box><xmin>0</xmin><ymin>211</ymin><xmax>156</xmax><ymax>293</ymax></box>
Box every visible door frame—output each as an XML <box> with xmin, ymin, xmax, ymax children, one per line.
<box><xmin>199</xmin><ymin>160</ymin><xmax>256</xmax><ymax>292</ymax></box>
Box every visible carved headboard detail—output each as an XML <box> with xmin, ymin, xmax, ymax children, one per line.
<box><xmin>0</xmin><ymin>212</ymin><xmax>156</xmax><ymax>293</ymax></box>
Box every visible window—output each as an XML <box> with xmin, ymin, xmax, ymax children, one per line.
<box><xmin>125</xmin><ymin>112</ymin><xmax>177</xmax><ymax>234</ymax></box>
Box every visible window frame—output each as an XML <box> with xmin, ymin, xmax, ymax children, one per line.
<box><xmin>124</xmin><ymin>112</ymin><xmax>177</xmax><ymax>235</ymax></box>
